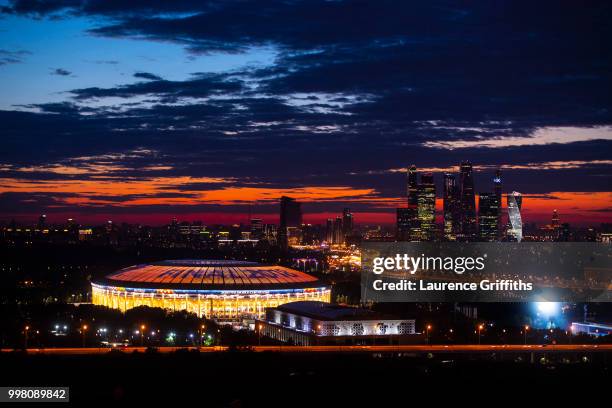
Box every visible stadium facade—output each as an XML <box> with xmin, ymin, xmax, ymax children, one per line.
<box><xmin>91</xmin><ymin>259</ymin><xmax>331</xmax><ymax>322</ymax></box>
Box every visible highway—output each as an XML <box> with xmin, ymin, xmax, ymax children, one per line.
<box><xmin>1</xmin><ymin>344</ymin><xmax>610</xmax><ymax>355</ymax></box>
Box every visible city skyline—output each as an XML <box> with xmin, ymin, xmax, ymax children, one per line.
<box><xmin>1</xmin><ymin>1</ymin><xmax>611</xmax><ymax>226</ymax></box>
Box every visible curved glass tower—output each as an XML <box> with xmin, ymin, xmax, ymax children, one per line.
<box><xmin>507</xmin><ymin>191</ymin><xmax>523</xmax><ymax>242</ymax></box>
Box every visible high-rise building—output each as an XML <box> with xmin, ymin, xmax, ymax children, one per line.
<box><xmin>552</xmin><ymin>209</ymin><xmax>560</xmax><ymax>227</ymax></box>
<box><xmin>507</xmin><ymin>191</ymin><xmax>523</xmax><ymax>242</ymax></box>
<box><xmin>478</xmin><ymin>193</ymin><xmax>499</xmax><ymax>241</ymax></box>
<box><xmin>406</xmin><ymin>165</ymin><xmax>420</xmax><ymax>240</ymax></box>
<box><xmin>333</xmin><ymin>216</ymin><xmax>344</xmax><ymax>245</ymax></box>
<box><xmin>325</xmin><ymin>217</ymin><xmax>344</xmax><ymax>245</ymax></box>
<box><xmin>551</xmin><ymin>209</ymin><xmax>560</xmax><ymax>240</ymax></box>
<box><xmin>417</xmin><ymin>173</ymin><xmax>436</xmax><ymax>241</ymax></box>
<box><xmin>342</xmin><ymin>208</ymin><xmax>353</xmax><ymax>240</ymax></box>
<box><xmin>458</xmin><ymin>161</ymin><xmax>477</xmax><ymax>241</ymax></box>
<box><xmin>443</xmin><ymin>173</ymin><xmax>459</xmax><ymax>241</ymax></box>
<box><xmin>493</xmin><ymin>169</ymin><xmax>503</xmax><ymax>238</ymax></box>
<box><xmin>279</xmin><ymin>196</ymin><xmax>302</xmax><ymax>249</ymax></box>
<box><xmin>407</xmin><ymin>165</ymin><xmax>418</xmax><ymax>207</ymax></box>
<box><xmin>251</xmin><ymin>218</ymin><xmax>264</xmax><ymax>240</ymax></box>
<box><xmin>325</xmin><ymin>218</ymin><xmax>334</xmax><ymax>244</ymax></box>
<box><xmin>396</xmin><ymin>208</ymin><xmax>412</xmax><ymax>241</ymax></box>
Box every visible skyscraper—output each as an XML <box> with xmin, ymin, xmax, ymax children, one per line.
<box><xmin>417</xmin><ymin>173</ymin><xmax>436</xmax><ymax>241</ymax></box>
<box><xmin>406</xmin><ymin>165</ymin><xmax>420</xmax><ymax>240</ymax></box>
<box><xmin>551</xmin><ymin>209</ymin><xmax>560</xmax><ymax>240</ymax></box>
<box><xmin>552</xmin><ymin>209</ymin><xmax>560</xmax><ymax>227</ymax></box>
<box><xmin>325</xmin><ymin>218</ymin><xmax>334</xmax><ymax>243</ymax></box>
<box><xmin>333</xmin><ymin>216</ymin><xmax>344</xmax><ymax>245</ymax></box>
<box><xmin>443</xmin><ymin>173</ymin><xmax>459</xmax><ymax>241</ymax></box>
<box><xmin>493</xmin><ymin>169</ymin><xmax>503</xmax><ymax>238</ymax></box>
<box><xmin>342</xmin><ymin>207</ymin><xmax>353</xmax><ymax>240</ymax></box>
<box><xmin>458</xmin><ymin>161</ymin><xmax>477</xmax><ymax>241</ymax></box>
<box><xmin>251</xmin><ymin>218</ymin><xmax>264</xmax><ymax>240</ymax></box>
<box><xmin>396</xmin><ymin>208</ymin><xmax>412</xmax><ymax>241</ymax></box>
<box><xmin>279</xmin><ymin>196</ymin><xmax>302</xmax><ymax>249</ymax></box>
<box><xmin>507</xmin><ymin>191</ymin><xmax>523</xmax><ymax>242</ymax></box>
<box><xmin>407</xmin><ymin>165</ymin><xmax>418</xmax><ymax>208</ymax></box>
<box><xmin>478</xmin><ymin>193</ymin><xmax>499</xmax><ymax>241</ymax></box>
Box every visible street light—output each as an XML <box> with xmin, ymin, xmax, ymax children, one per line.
<box><xmin>477</xmin><ymin>324</ymin><xmax>484</xmax><ymax>345</ymax></box>
<box><xmin>81</xmin><ymin>324</ymin><xmax>88</xmax><ymax>348</ymax></box>
<box><xmin>24</xmin><ymin>325</ymin><xmax>30</xmax><ymax>349</ymax></box>
<box><xmin>524</xmin><ymin>325</ymin><xmax>529</xmax><ymax>345</ymax></box>
<box><xmin>426</xmin><ymin>324</ymin><xmax>432</xmax><ymax>345</ymax></box>
<box><xmin>258</xmin><ymin>324</ymin><xmax>263</xmax><ymax>346</ymax></box>
<box><xmin>140</xmin><ymin>325</ymin><xmax>146</xmax><ymax>346</ymax></box>
<box><xmin>199</xmin><ymin>324</ymin><xmax>206</xmax><ymax>348</ymax></box>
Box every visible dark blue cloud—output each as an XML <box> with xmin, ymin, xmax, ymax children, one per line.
<box><xmin>51</xmin><ymin>67</ymin><xmax>71</xmax><ymax>76</ymax></box>
<box><xmin>0</xmin><ymin>1</ymin><xmax>611</xmax><ymax>220</ymax></box>
<box><xmin>69</xmin><ymin>72</ymin><xmax>243</xmax><ymax>99</ymax></box>
<box><xmin>133</xmin><ymin>72</ymin><xmax>163</xmax><ymax>81</ymax></box>
<box><xmin>0</xmin><ymin>49</ymin><xmax>30</xmax><ymax>65</ymax></box>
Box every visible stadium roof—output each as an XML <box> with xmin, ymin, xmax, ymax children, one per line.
<box><xmin>275</xmin><ymin>301</ymin><xmax>395</xmax><ymax>321</ymax></box>
<box><xmin>98</xmin><ymin>259</ymin><xmax>325</xmax><ymax>291</ymax></box>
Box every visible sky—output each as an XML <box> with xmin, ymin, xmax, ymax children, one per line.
<box><xmin>0</xmin><ymin>0</ymin><xmax>611</xmax><ymax>226</ymax></box>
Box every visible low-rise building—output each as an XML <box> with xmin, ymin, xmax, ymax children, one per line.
<box><xmin>256</xmin><ymin>301</ymin><xmax>418</xmax><ymax>345</ymax></box>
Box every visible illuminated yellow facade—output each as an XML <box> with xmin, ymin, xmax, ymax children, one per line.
<box><xmin>91</xmin><ymin>259</ymin><xmax>331</xmax><ymax>321</ymax></box>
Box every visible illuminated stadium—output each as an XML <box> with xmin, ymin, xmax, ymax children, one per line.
<box><xmin>92</xmin><ymin>259</ymin><xmax>331</xmax><ymax>322</ymax></box>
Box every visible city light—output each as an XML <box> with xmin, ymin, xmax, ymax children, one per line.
<box><xmin>535</xmin><ymin>302</ymin><xmax>559</xmax><ymax>317</ymax></box>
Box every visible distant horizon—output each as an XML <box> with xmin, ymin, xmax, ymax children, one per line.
<box><xmin>2</xmin><ymin>206</ymin><xmax>607</xmax><ymax>228</ymax></box>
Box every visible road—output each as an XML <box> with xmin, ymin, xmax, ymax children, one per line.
<box><xmin>1</xmin><ymin>344</ymin><xmax>610</xmax><ymax>355</ymax></box>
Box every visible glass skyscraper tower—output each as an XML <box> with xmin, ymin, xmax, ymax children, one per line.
<box><xmin>507</xmin><ymin>191</ymin><xmax>523</xmax><ymax>242</ymax></box>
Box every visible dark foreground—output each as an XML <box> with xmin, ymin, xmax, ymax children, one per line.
<box><xmin>0</xmin><ymin>348</ymin><xmax>609</xmax><ymax>406</ymax></box>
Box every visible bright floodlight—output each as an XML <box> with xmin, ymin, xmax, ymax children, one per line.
<box><xmin>535</xmin><ymin>302</ymin><xmax>558</xmax><ymax>316</ymax></box>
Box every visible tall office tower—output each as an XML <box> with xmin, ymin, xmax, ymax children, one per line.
<box><xmin>478</xmin><ymin>193</ymin><xmax>499</xmax><ymax>241</ymax></box>
<box><xmin>250</xmin><ymin>218</ymin><xmax>264</xmax><ymax>240</ymax></box>
<box><xmin>342</xmin><ymin>207</ymin><xmax>354</xmax><ymax>239</ymax></box>
<box><xmin>396</xmin><ymin>208</ymin><xmax>412</xmax><ymax>241</ymax></box>
<box><xmin>458</xmin><ymin>161</ymin><xmax>477</xmax><ymax>241</ymax></box>
<box><xmin>443</xmin><ymin>173</ymin><xmax>459</xmax><ymax>240</ymax></box>
<box><xmin>407</xmin><ymin>165</ymin><xmax>420</xmax><ymax>240</ymax></box>
<box><xmin>417</xmin><ymin>173</ymin><xmax>436</xmax><ymax>241</ymax></box>
<box><xmin>493</xmin><ymin>169</ymin><xmax>503</xmax><ymax>238</ymax></box>
<box><xmin>551</xmin><ymin>209</ymin><xmax>560</xmax><ymax>227</ymax></box>
<box><xmin>325</xmin><ymin>218</ymin><xmax>334</xmax><ymax>243</ymax></box>
<box><xmin>551</xmin><ymin>209</ymin><xmax>560</xmax><ymax>240</ymax></box>
<box><xmin>507</xmin><ymin>191</ymin><xmax>523</xmax><ymax>242</ymax></box>
<box><xmin>407</xmin><ymin>165</ymin><xmax>418</xmax><ymax>207</ymax></box>
<box><xmin>279</xmin><ymin>196</ymin><xmax>302</xmax><ymax>249</ymax></box>
<box><xmin>333</xmin><ymin>216</ymin><xmax>344</xmax><ymax>245</ymax></box>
